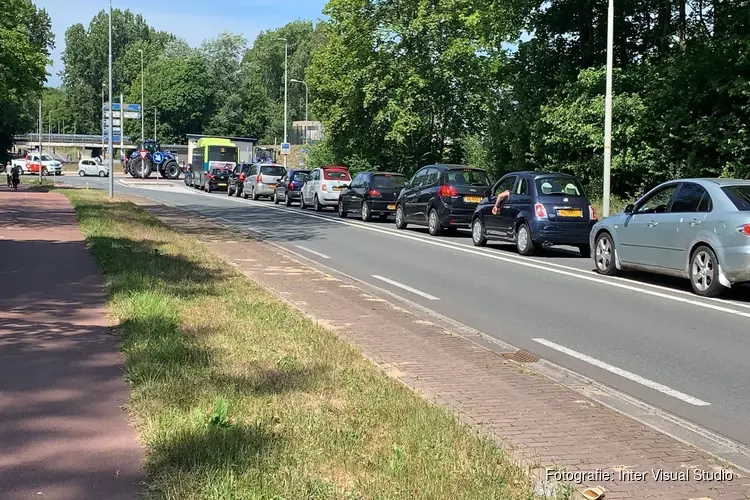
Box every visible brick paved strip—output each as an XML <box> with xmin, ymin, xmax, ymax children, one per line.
<box><xmin>130</xmin><ymin>196</ymin><xmax>749</xmax><ymax>500</ymax></box>
<box><xmin>0</xmin><ymin>190</ymin><xmax>144</xmax><ymax>500</ymax></box>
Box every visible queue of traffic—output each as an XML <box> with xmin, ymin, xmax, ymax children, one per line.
<box><xmin>183</xmin><ymin>162</ymin><xmax>750</xmax><ymax>299</ymax></box>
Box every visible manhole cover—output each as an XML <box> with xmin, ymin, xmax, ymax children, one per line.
<box><xmin>501</xmin><ymin>350</ymin><xmax>539</xmax><ymax>363</ymax></box>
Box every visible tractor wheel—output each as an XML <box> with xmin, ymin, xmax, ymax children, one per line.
<box><xmin>130</xmin><ymin>155</ymin><xmax>153</xmax><ymax>178</ymax></box>
<box><xmin>164</xmin><ymin>160</ymin><xmax>180</xmax><ymax>180</ymax></box>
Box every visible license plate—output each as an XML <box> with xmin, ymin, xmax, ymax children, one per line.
<box><xmin>387</xmin><ymin>204</ymin><xmax>396</xmax><ymax>210</ymax></box>
<box><xmin>270</xmin><ymin>184</ymin><xmax>276</xmax><ymax>189</ymax></box>
<box><xmin>218</xmin><ymin>183</ymin><xmax>227</xmax><ymax>187</ymax></box>
<box><xmin>464</xmin><ymin>196</ymin><xmax>482</xmax><ymax>203</ymax></box>
<box><xmin>557</xmin><ymin>209</ymin><xmax>582</xmax><ymax>217</ymax></box>
<box><xmin>334</xmin><ymin>186</ymin><xmax>344</xmax><ymax>191</ymax></box>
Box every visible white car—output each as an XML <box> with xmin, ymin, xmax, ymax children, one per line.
<box><xmin>300</xmin><ymin>165</ymin><xmax>352</xmax><ymax>211</ymax></box>
<box><xmin>78</xmin><ymin>159</ymin><xmax>109</xmax><ymax>177</ymax></box>
<box><xmin>25</xmin><ymin>153</ymin><xmax>63</xmax><ymax>175</ymax></box>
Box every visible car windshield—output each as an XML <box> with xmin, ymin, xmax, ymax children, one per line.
<box><xmin>207</xmin><ymin>146</ymin><xmax>238</xmax><ymax>162</ymax></box>
<box><xmin>41</xmin><ymin>155</ymin><xmax>53</xmax><ymax>161</ymax></box>
<box><xmin>211</xmin><ymin>168</ymin><xmax>226</xmax><ymax>175</ymax></box>
<box><xmin>536</xmin><ymin>176</ymin><xmax>585</xmax><ymax>196</ymax></box>
<box><xmin>323</xmin><ymin>169</ymin><xmax>351</xmax><ymax>180</ymax></box>
<box><xmin>722</xmin><ymin>185</ymin><xmax>750</xmax><ymax>211</ymax></box>
<box><xmin>293</xmin><ymin>171</ymin><xmax>310</xmax><ymax>181</ymax></box>
<box><xmin>372</xmin><ymin>174</ymin><xmax>406</xmax><ymax>189</ymax></box>
<box><xmin>444</xmin><ymin>168</ymin><xmax>490</xmax><ymax>186</ymax></box>
<box><xmin>260</xmin><ymin>165</ymin><xmax>286</xmax><ymax>176</ymax></box>
<box><xmin>241</xmin><ymin>165</ymin><xmax>252</xmax><ymax>173</ymax></box>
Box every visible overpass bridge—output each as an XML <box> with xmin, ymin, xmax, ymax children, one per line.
<box><xmin>13</xmin><ymin>134</ymin><xmax>189</xmax><ymax>159</ymax></box>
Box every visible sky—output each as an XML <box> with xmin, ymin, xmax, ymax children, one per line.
<box><xmin>35</xmin><ymin>0</ymin><xmax>329</xmax><ymax>87</ymax></box>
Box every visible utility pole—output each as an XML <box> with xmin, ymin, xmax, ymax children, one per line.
<box><xmin>120</xmin><ymin>93</ymin><xmax>124</xmax><ymax>153</ymax></box>
<box><xmin>290</xmin><ymin>79</ymin><xmax>308</xmax><ymax>144</ymax></box>
<box><xmin>107</xmin><ymin>0</ymin><xmax>114</xmax><ymax>199</ymax></box>
<box><xmin>277</xmin><ymin>37</ymin><xmax>288</xmax><ymax>167</ymax></box>
<box><xmin>101</xmin><ymin>84</ymin><xmax>105</xmax><ymax>154</ymax></box>
<box><xmin>602</xmin><ymin>0</ymin><xmax>614</xmax><ymax>217</ymax></box>
<box><xmin>139</xmin><ymin>48</ymin><xmax>144</xmax><ymax>147</ymax></box>
<box><xmin>154</xmin><ymin>109</ymin><xmax>157</xmax><ymax>141</ymax></box>
<box><xmin>38</xmin><ymin>99</ymin><xmax>42</xmax><ymax>182</ymax></box>
<box><xmin>48</xmin><ymin>111</ymin><xmax>52</xmax><ymax>156</ymax></box>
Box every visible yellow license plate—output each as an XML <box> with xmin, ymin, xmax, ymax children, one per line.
<box><xmin>464</xmin><ymin>196</ymin><xmax>482</xmax><ymax>203</ymax></box>
<box><xmin>558</xmin><ymin>209</ymin><xmax>582</xmax><ymax>217</ymax></box>
<box><xmin>334</xmin><ymin>186</ymin><xmax>344</xmax><ymax>191</ymax></box>
<box><xmin>387</xmin><ymin>204</ymin><xmax>396</xmax><ymax>210</ymax></box>
<box><xmin>270</xmin><ymin>184</ymin><xmax>276</xmax><ymax>189</ymax></box>
<box><xmin>218</xmin><ymin>183</ymin><xmax>227</xmax><ymax>187</ymax></box>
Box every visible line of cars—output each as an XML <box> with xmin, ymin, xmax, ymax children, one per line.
<box><xmin>193</xmin><ymin>161</ymin><xmax>750</xmax><ymax>298</ymax></box>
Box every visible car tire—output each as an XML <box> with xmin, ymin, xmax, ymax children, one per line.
<box><xmin>228</xmin><ymin>185</ymin><xmax>234</xmax><ymax>196</ymax></box>
<box><xmin>251</xmin><ymin>187</ymin><xmax>259</xmax><ymax>200</ymax></box>
<box><xmin>285</xmin><ymin>193</ymin><xmax>292</xmax><ymax>206</ymax></box>
<box><xmin>594</xmin><ymin>232</ymin><xmax>617</xmax><ymax>276</ymax></box>
<box><xmin>300</xmin><ymin>194</ymin><xmax>307</xmax><ymax>209</ymax></box>
<box><xmin>690</xmin><ymin>245</ymin><xmax>724</xmax><ymax>297</ymax></box>
<box><xmin>578</xmin><ymin>244</ymin><xmax>591</xmax><ymax>258</ymax></box>
<box><xmin>428</xmin><ymin>208</ymin><xmax>443</xmax><ymax>236</ymax></box>
<box><xmin>273</xmin><ymin>191</ymin><xmax>279</xmax><ymax>204</ymax></box>
<box><xmin>472</xmin><ymin>217</ymin><xmax>487</xmax><ymax>247</ymax></box>
<box><xmin>515</xmin><ymin>222</ymin><xmax>534</xmax><ymax>255</ymax></box>
<box><xmin>338</xmin><ymin>199</ymin><xmax>348</xmax><ymax>218</ymax></box>
<box><xmin>361</xmin><ymin>201</ymin><xmax>371</xmax><ymax>222</ymax></box>
<box><xmin>98</xmin><ymin>171</ymin><xmax>106</xmax><ymax>177</ymax></box>
<box><xmin>314</xmin><ymin>195</ymin><xmax>323</xmax><ymax>212</ymax></box>
<box><xmin>78</xmin><ymin>170</ymin><xmax>85</xmax><ymax>177</ymax></box>
<box><xmin>395</xmin><ymin>205</ymin><xmax>407</xmax><ymax>229</ymax></box>
<box><xmin>235</xmin><ymin>186</ymin><xmax>242</xmax><ymax>197</ymax></box>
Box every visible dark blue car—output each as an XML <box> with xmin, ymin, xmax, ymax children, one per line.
<box><xmin>273</xmin><ymin>168</ymin><xmax>310</xmax><ymax>206</ymax></box>
<box><xmin>470</xmin><ymin>171</ymin><xmax>598</xmax><ymax>257</ymax></box>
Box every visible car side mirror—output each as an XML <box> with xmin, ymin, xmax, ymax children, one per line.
<box><xmin>624</xmin><ymin>204</ymin><xmax>635</xmax><ymax>214</ymax></box>
<box><xmin>404</xmin><ymin>180</ymin><xmax>411</xmax><ymax>188</ymax></box>
<box><xmin>484</xmin><ymin>189</ymin><xmax>492</xmax><ymax>198</ymax></box>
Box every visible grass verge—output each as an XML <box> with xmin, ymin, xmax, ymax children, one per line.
<box><xmin>63</xmin><ymin>188</ymin><xmax>543</xmax><ymax>499</ymax></box>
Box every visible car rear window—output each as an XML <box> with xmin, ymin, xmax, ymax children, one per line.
<box><xmin>722</xmin><ymin>186</ymin><xmax>750</xmax><ymax>211</ymax></box>
<box><xmin>324</xmin><ymin>169</ymin><xmax>351</xmax><ymax>181</ymax></box>
<box><xmin>372</xmin><ymin>174</ymin><xmax>406</xmax><ymax>189</ymax></box>
<box><xmin>261</xmin><ymin>165</ymin><xmax>286</xmax><ymax>176</ymax></box>
<box><xmin>241</xmin><ymin>164</ymin><xmax>252</xmax><ymax>174</ymax></box>
<box><xmin>444</xmin><ymin>168</ymin><xmax>490</xmax><ymax>186</ymax></box>
<box><xmin>293</xmin><ymin>171</ymin><xmax>310</xmax><ymax>181</ymax></box>
<box><xmin>536</xmin><ymin>176</ymin><xmax>586</xmax><ymax>196</ymax></box>
<box><xmin>211</xmin><ymin>168</ymin><xmax>226</xmax><ymax>174</ymax></box>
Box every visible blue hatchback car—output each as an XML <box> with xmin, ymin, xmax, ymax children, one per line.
<box><xmin>470</xmin><ymin>171</ymin><xmax>598</xmax><ymax>256</ymax></box>
<box><xmin>273</xmin><ymin>168</ymin><xmax>310</xmax><ymax>206</ymax></box>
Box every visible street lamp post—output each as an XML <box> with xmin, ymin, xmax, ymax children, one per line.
<box><xmin>602</xmin><ymin>0</ymin><xmax>614</xmax><ymax>217</ymax></box>
<box><xmin>290</xmin><ymin>79</ymin><xmax>309</xmax><ymax>144</ymax></box>
<box><xmin>139</xmin><ymin>48</ymin><xmax>144</xmax><ymax>147</ymax></box>
<box><xmin>107</xmin><ymin>0</ymin><xmax>114</xmax><ymax>199</ymax></box>
<box><xmin>277</xmin><ymin>37</ymin><xmax>288</xmax><ymax>167</ymax></box>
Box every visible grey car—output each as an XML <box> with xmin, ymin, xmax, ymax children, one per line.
<box><xmin>242</xmin><ymin>163</ymin><xmax>286</xmax><ymax>200</ymax></box>
<box><xmin>590</xmin><ymin>178</ymin><xmax>750</xmax><ymax>297</ymax></box>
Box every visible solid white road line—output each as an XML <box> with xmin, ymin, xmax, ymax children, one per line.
<box><xmin>371</xmin><ymin>275</ymin><xmax>440</xmax><ymax>301</ymax></box>
<box><xmin>137</xmin><ymin>186</ymin><xmax>750</xmax><ymax>319</ymax></box>
<box><xmin>294</xmin><ymin>245</ymin><xmax>331</xmax><ymax>259</ymax></box>
<box><xmin>532</xmin><ymin>338</ymin><xmax>711</xmax><ymax>407</ymax></box>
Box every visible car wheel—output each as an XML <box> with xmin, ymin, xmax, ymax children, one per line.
<box><xmin>300</xmin><ymin>194</ymin><xmax>307</xmax><ymax>209</ymax></box>
<box><xmin>78</xmin><ymin>170</ymin><xmax>85</xmax><ymax>177</ymax></box>
<box><xmin>205</xmin><ymin>182</ymin><xmax>211</xmax><ymax>193</ymax></box>
<box><xmin>338</xmin><ymin>198</ymin><xmax>348</xmax><ymax>218</ymax></box>
<box><xmin>690</xmin><ymin>245</ymin><xmax>724</xmax><ymax>297</ymax></box>
<box><xmin>235</xmin><ymin>186</ymin><xmax>242</xmax><ymax>197</ymax></box>
<box><xmin>472</xmin><ymin>217</ymin><xmax>487</xmax><ymax>247</ymax></box>
<box><xmin>428</xmin><ymin>208</ymin><xmax>443</xmax><ymax>236</ymax></box>
<box><xmin>515</xmin><ymin>222</ymin><xmax>534</xmax><ymax>255</ymax></box>
<box><xmin>227</xmin><ymin>185</ymin><xmax>234</xmax><ymax>196</ymax></box>
<box><xmin>251</xmin><ymin>187</ymin><xmax>259</xmax><ymax>200</ymax></box>
<box><xmin>98</xmin><ymin>170</ymin><xmax>106</xmax><ymax>177</ymax></box>
<box><xmin>594</xmin><ymin>232</ymin><xmax>617</xmax><ymax>275</ymax></box>
<box><xmin>314</xmin><ymin>195</ymin><xmax>323</xmax><ymax>212</ymax></box>
<box><xmin>273</xmin><ymin>190</ymin><xmax>279</xmax><ymax>204</ymax></box>
<box><xmin>578</xmin><ymin>244</ymin><xmax>591</xmax><ymax>258</ymax></box>
<box><xmin>285</xmin><ymin>193</ymin><xmax>292</xmax><ymax>206</ymax></box>
<box><xmin>395</xmin><ymin>205</ymin><xmax>407</xmax><ymax>229</ymax></box>
<box><xmin>361</xmin><ymin>201</ymin><xmax>371</xmax><ymax>222</ymax></box>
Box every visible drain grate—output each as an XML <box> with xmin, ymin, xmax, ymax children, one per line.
<box><xmin>501</xmin><ymin>349</ymin><xmax>539</xmax><ymax>363</ymax></box>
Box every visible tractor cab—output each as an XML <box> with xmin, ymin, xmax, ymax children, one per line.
<box><xmin>142</xmin><ymin>139</ymin><xmax>160</xmax><ymax>154</ymax></box>
<box><xmin>255</xmin><ymin>147</ymin><xmax>276</xmax><ymax>164</ymax></box>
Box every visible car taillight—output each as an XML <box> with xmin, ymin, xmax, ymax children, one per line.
<box><xmin>288</xmin><ymin>182</ymin><xmax>294</xmax><ymax>189</ymax></box>
<box><xmin>589</xmin><ymin>205</ymin><xmax>598</xmax><ymax>220</ymax></box>
<box><xmin>438</xmin><ymin>185</ymin><xmax>458</xmax><ymax>197</ymax></box>
<box><xmin>209</xmin><ymin>174</ymin><xmax>215</xmax><ymax>180</ymax></box>
<box><xmin>535</xmin><ymin>203</ymin><xmax>547</xmax><ymax>218</ymax></box>
<box><xmin>737</xmin><ymin>224</ymin><xmax>750</xmax><ymax>236</ymax></box>
<box><xmin>321</xmin><ymin>183</ymin><xmax>328</xmax><ymax>191</ymax></box>
<box><xmin>368</xmin><ymin>189</ymin><xmax>381</xmax><ymax>197</ymax></box>
<box><xmin>239</xmin><ymin>173</ymin><xmax>245</xmax><ymax>181</ymax></box>
<box><xmin>256</xmin><ymin>175</ymin><xmax>262</xmax><ymax>182</ymax></box>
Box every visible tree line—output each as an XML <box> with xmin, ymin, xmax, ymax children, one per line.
<box><xmin>7</xmin><ymin>0</ymin><xmax>750</xmax><ymax>201</ymax></box>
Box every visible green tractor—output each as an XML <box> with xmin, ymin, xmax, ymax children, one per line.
<box><xmin>126</xmin><ymin>139</ymin><xmax>181</xmax><ymax>179</ymax></box>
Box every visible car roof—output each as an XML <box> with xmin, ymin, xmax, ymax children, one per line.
<box><xmin>429</xmin><ymin>164</ymin><xmax>485</xmax><ymax>170</ymax></box>
<box><xmin>677</xmin><ymin>178</ymin><xmax>750</xmax><ymax>187</ymax></box>
<box><xmin>257</xmin><ymin>163</ymin><xmax>284</xmax><ymax>167</ymax></box>
<box><xmin>369</xmin><ymin>171</ymin><xmax>404</xmax><ymax>176</ymax></box>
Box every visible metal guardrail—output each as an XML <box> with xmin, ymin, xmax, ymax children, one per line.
<box><xmin>15</xmin><ymin>134</ymin><xmax>187</xmax><ymax>149</ymax></box>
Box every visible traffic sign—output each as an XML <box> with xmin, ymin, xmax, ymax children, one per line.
<box><xmin>280</xmin><ymin>142</ymin><xmax>291</xmax><ymax>155</ymax></box>
<box><xmin>103</xmin><ymin>111</ymin><xmax>141</xmax><ymax>119</ymax></box>
<box><xmin>104</xmin><ymin>103</ymin><xmax>141</xmax><ymax>112</ymax></box>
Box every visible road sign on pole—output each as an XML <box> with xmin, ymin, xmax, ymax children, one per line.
<box><xmin>280</xmin><ymin>142</ymin><xmax>291</xmax><ymax>155</ymax></box>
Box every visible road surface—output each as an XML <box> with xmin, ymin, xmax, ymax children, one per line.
<box><xmin>59</xmin><ymin>175</ymin><xmax>750</xmax><ymax>450</ymax></box>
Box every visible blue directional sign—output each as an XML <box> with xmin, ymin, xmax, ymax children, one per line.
<box><xmin>153</xmin><ymin>151</ymin><xmax>164</xmax><ymax>163</ymax></box>
<box><xmin>104</xmin><ymin>103</ymin><xmax>141</xmax><ymax>112</ymax></box>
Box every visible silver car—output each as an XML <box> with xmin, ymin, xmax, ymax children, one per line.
<box><xmin>242</xmin><ymin>163</ymin><xmax>286</xmax><ymax>200</ymax></box>
<box><xmin>590</xmin><ymin>178</ymin><xmax>750</xmax><ymax>297</ymax></box>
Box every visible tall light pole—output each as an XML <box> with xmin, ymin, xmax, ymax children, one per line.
<box><xmin>101</xmin><ymin>83</ymin><xmax>105</xmax><ymax>154</ymax></box>
<box><xmin>139</xmin><ymin>48</ymin><xmax>144</xmax><ymax>147</ymax></box>
<box><xmin>277</xmin><ymin>37</ymin><xmax>288</xmax><ymax>167</ymax></box>
<box><xmin>290</xmin><ymin>79</ymin><xmax>308</xmax><ymax>144</ymax></box>
<box><xmin>107</xmin><ymin>0</ymin><xmax>114</xmax><ymax>199</ymax></box>
<box><xmin>602</xmin><ymin>0</ymin><xmax>614</xmax><ymax>217</ymax></box>
<box><xmin>154</xmin><ymin>109</ymin><xmax>157</xmax><ymax>141</ymax></box>
<box><xmin>38</xmin><ymin>99</ymin><xmax>42</xmax><ymax>182</ymax></box>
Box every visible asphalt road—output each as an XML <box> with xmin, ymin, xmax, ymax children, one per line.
<box><xmin>58</xmin><ymin>175</ymin><xmax>750</xmax><ymax>448</ymax></box>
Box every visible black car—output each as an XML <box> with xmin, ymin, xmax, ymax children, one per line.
<box><xmin>227</xmin><ymin>163</ymin><xmax>253</xmax><ymax>197</ymax></box>
<box><xmin>203</xmin><ymin>167</ymin><xmax>230</xmax><ymax>193</ymax></box>
<box><xmin>338</xmin><ymin>171</ymin><xmax>406</xmax><ymax>221</ymax></box>
<box><xmin>395</xmin><ymin>164</ymin><xmax>491</xmax><ymax>236</ymax></box>
<box><xmin>273</xmin><ymin>168</ymin><xmax>310</xmax><ymax>206</ymax></box>
<box><xmin>470</xmin><ymin>171</ymin><xmax>597</xmax><ymax>256</ymax></box>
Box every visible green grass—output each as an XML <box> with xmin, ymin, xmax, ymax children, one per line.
<box><xmin>63</xmin><ymin>189</ymin><xmax>541</xmax><ymax>500</ymax></box>
<box><xmin>590</xmin><ymin>196</ymin><xmax>629</xmax><ymax>218</ymax></box>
